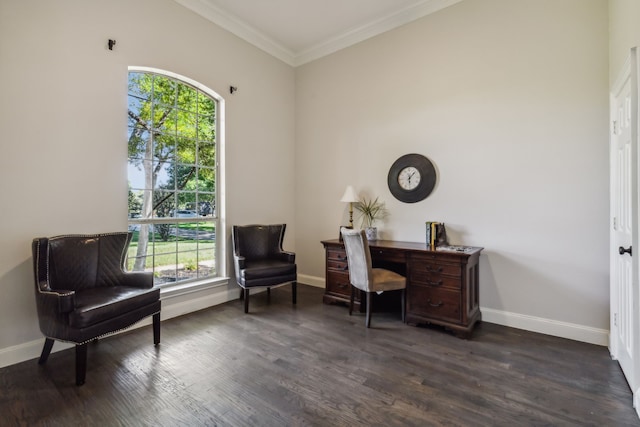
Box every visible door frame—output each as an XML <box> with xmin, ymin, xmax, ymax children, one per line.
<box><xmin>610</xmin><ymin>47</ymin><xmax>640</xmax><ymax>412</ymax></box>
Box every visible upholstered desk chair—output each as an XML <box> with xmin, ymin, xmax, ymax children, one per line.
<box><xmin>340</xmin><ymin>228</ymin><xmax>406</xmax><ymax>328</ymax></box>
<box><xmin>232</xmin><ymin>224</ymin><xmax>297</xmax><ymax>313</ymax></box>
<box><xmin>31</xmin><ymin>232</ymin><xmax>161</xmax><ymax>385</ymax></box>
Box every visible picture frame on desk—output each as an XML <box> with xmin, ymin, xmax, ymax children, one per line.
<box><xmin>338</xmin><ymin>226</ymin><xmax>352</xmax><ymax>242</ymax></box>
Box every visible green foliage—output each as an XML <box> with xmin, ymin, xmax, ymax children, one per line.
<box><xmin>128</xmin><ymin>185</ymin><xmax>143</xmax><ymax>217</ymax></box>
<box><xmin>155</xmin><ymin>224</ymin><xmax>172</xmax><ymax>242</ymax></box>
<box><xmin>355</xmin><ymin>197</ymin><xmax>387</xmax><ymax>228</ymax></box>
<box><xmin>127</xmin><ymin>72</ymin><xmax>216</xmax><ymax>214</ymax></box>
<box><xmin>127</xmin><ymin>71</ymin><xmax>218</xmax><ymax>277</ymax></box>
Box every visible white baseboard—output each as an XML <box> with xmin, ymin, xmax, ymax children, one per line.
<box><xmin>303</xmin><ymin>274</ymin><xmax>609</xmax><ymax>346</ymax></box>
<box><xmin>480</xmin><ymin>307</ymin><xmax>609</xmax><ymax>346</ymax></box>
<box><xmin>160</xmin><ymin>286</ymin><xmax>237</xmax><ymax>321</ymax></box>
<box><xmin>298</xmin><ymin>274</ymin><xmax>325</xmax><ymax>288</ymax></box>
<box><xmin>0</xmin><ymin>279</ymin><xmax>610</xmax><ymax>369</ymax></box>
<box><xmin>0</xmin><ymin>285</ymin><xmax>238</xmax><ymax>369</ymax></box>
<box><xmin>0</xmin><ymin>338</ymin><xmax>74</xmax><ymax>369</ymax></box>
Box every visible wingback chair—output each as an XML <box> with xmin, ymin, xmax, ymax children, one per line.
<box><xmin>31</xmin><ymin>232</ymin><xmax>161</xmax><ymax>385</ymax></box>
<box><xmin>232</xmin><ymin>224</ymin><xmax>297</xmax><ymax>313</ymax></box>
<box><xmin>340</xmin><ymin>227</ymin><xmax>406</xmax><ymax>328</ymax></box>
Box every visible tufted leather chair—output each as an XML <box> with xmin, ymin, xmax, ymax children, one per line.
<box><xmin>31</xmin><ymin>232</ymin><xmax>161</xmax><ymax>385</ymax></box>
<box><xmin>341</xmin><ymin>227</ymin><xmax>406</xmax><ymax>328</ymax></box>
<box><xmin>232</xmin><ymin>224</ymin><xmax>297</xmax><ymax>313</ymax></box>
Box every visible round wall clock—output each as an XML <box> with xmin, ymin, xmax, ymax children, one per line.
<box><xmin>387</xmin><ymin>153</ymin><xmax>437</xmax><ymax>203</ymax></box>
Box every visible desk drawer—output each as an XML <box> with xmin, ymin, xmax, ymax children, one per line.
<box><xmin>327</xmin><ymin>259</ymin><xmax>349</xmax><ymax>272</ymax></box>
<box><xmin>370</xmin><ymin>248</ymin><xmax>406</xmax><ymax>263</ymax></box>
<box><xmin>412</xmin><ymin>261</ymin><xmax>461</xmax><ymax>278</ymax></box>
<box><xmin>410</xmin><ymin>274</ymin><xmax>461</xmax><ymax>290</ymax></box>
<box><xmin>327</xmin><ymin>248</ymin><xmax>348</xmax><ymax>262</ymax></box>
<box><xmin>407</xmin><ymin>285</ymin><xmax>461</xmax><ymax>323</ymax></box>
<box><xmin>326</xmin><ymin>271</ymin><xmax>351</xmax><ymax>297</ymax></box>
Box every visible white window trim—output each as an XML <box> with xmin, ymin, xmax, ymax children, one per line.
<box><xmin>127</xmin><ymin>66</ymin><xmax>228</xmax><ymax>291</ymax></box>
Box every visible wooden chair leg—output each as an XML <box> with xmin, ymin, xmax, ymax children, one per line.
<box><xmin>153</xmin><ymin>312</ymin><xmax>161</xmax><ymax>345</ymax></box>
<box><xmin>292</xmin><ymin>281</ymin><xmax>297</xmax><ymax>305</ymax></box>
<box><xmin>365</xmin><ymin>292</ymin><xmax>372</xmax><ymax>328</ymax></box>
<box><xmin>76</xmin><ymin>343</ymin><xmax>88</xmax><ymax>386</ymax></box>
<box><xmin>38</xmin><ymin>338</ymin><xmax>54</xmax><ymax>365</ymax></box>
<box><xmin>244</xmin><ymin>288</ymin><xmax>250</xmax><ymax>313</ymax></box>
<box><xmin>401</xmin><ymin>288</ymin><xmax>406</xmax><ymax>322</ymax></box>
<box><xmin>267</xmin><ymin>287</ymin><xmax>271</xmax><ymax>302</ymax></box>
<box><xmin>349</xmin><ymin>285</ymin><xmax>355</xmax><ymax>316</ymax></box>
<box><xmin>239</xmin><ymin>287</ymin><xmax>244</xmax><ymax>300</ymax></box>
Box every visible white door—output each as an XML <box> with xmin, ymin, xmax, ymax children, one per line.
<box><xmin>611</xmin><ymin>47</ymin><xmax>640</xmax><ymax>406</ymax></box>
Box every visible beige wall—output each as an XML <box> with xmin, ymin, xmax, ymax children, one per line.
<box><xmin>609</xmin><ymin>0</ymin><xmax>640</xmax><ymax>85</ymax></box>
<box><xmin>0</xmin><ymin>0</ymin><xmax>624</xmax><ymax>365</ymax></box>
<box><xmin>0</xmin><ymin>0</ymin><xmax>295</xmax><ymax>357</ymax></box>
<box><xmin>295</xmin><ymin>0</ymin><xmax>610</xmax><ymax>339</ymax></box>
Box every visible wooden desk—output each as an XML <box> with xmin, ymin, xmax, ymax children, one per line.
<box><xmin>321</xmin><ymin>239</ymin><xmax>483</xmax><ymax>338</ymax></box>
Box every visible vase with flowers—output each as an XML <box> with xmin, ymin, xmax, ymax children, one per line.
<box><xmin>355</xmin><ymin>196</ymin><xmax>387</xmax><ymax>240</ymax></box>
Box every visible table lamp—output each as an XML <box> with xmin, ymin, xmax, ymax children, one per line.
<box><xmin>340</xmin><ymin>185</ymin><xmax>359</xmax><ymax>228</ymax></box>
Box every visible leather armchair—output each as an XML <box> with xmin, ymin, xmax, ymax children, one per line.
<box><xmin>232</xmin><ymin>224</ymin><xmax>297</xmax><ymax>313</ymax></box>
<box><xmin>31</xmin><ymin>232</ymin><xmax>161</xmax><ymax>385</ymax></box>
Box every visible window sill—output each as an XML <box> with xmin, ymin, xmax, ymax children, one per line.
<box><xmin>159</xmin><ymin>276</ymin><xmax>229</xmax><ymax>299</ymax></box>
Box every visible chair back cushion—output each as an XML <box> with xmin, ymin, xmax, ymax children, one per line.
<box><xmin>48</xmin><ymin>233</ymin><xmax>132</xmax><ymax>290</ymax></box>
<box><xmin>341</xmin><ymin>228</ymin><xmax>373</xmax><ymax>292</ymax></box>
<box><xmin>233</xmin><ymin>224</ymin><xmax>285</xmax><ymax>261</ymax></box>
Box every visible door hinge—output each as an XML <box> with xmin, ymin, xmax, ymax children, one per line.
<box><xmin>613</xmin><ymin>120</ymin><xmax>619</xmax><ymax>135</ymax></box>
<box><xmin>613</xmin><ymin>217</ymin><xmax>617</xmax><ymax>230</ymax></box>
<box><xmin>614</xmin><ymin>313</ymin><xmax>618</xmax><ymax>327</ymax></box>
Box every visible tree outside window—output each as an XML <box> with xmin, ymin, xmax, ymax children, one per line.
<box><xmin>127</xmin><ymin>70</ymin><xmax>218</xmax><ymax>285</ymax></box>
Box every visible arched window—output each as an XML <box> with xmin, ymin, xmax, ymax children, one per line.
<box><xmin>126</xmin><ymin>67</ymin><xmax>223</xmax><ymax>286</ymax></box>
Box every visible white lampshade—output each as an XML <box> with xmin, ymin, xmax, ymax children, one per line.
<box><xmin>340</xmin><ymin>185</ymin><xmax>358</xmax><ymax>203</ymax></box>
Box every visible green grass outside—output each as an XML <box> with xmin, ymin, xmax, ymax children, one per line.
<box><xmin>127</xmin><ymin>227</ymin><xmax>215</xmax><ymax>271</ymax></box>
<box><xmin>173</xmin><ymin>223</ymin><xmax>215</xmax><ymax>232</ymax></box>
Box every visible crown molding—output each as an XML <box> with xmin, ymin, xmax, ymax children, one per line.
<box><xmin>295</xmin><ymin>0</ymin><xmax>464</xmax><ymax>66</ymax></box>
<box><xmin>174</xmin><ymin>0</ymin><xmax>297</xmax><ymax>65</ymax></box>
<box><xmin>174</xmin><ymin>0</ymin><xmax>464</xmax><ymax>67</ymax></box>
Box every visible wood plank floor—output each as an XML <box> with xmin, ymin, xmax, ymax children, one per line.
<box><xmin>1</xmin><ymin>284</ymin><xmax>638</xmax><ymax>426</ymax></box>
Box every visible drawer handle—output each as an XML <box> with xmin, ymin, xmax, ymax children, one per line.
<box><xmin>427</xmin><ymin>298</ymin><xmax>443</xmax><ymax>307</ymax></box>
<box><xmin>338</xmin><ymin>283</ymin><xmax>348</xmax><ymax>288</ymax></box>
<box><xmin>427</xmin><ymin>280</ymin><xmax>443</xmax><ymax>286</ymax></box>
<box><xmin>342</xmin><ymin>265</ymin><xmax>348</xmax><ymax>271</ymax></box>
<box><xmin>426</xmin><ymin>266</ymin><xmax>443</xmax><ymax>273</ymax></box>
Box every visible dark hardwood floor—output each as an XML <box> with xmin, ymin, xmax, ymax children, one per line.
<box><xmin>1</xmin><ymin>284</ymin><xmax>638</xmax><ymax>426</ymax></box>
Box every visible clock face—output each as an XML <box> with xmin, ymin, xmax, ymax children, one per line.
<box><xmin>387</xmin><ymin>154</ymin><xmax>437</xmax><ymax>203</ymax></box>
<box><xmin>398</xmin><ymin>166</ymin><xmax>421</xmax><ymax>190</ymax></box>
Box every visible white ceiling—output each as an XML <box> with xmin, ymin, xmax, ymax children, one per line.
<box><xmin>173</xmin><ymin>0</ymin><xmax>464</xmax><ymax>66</ymax></box>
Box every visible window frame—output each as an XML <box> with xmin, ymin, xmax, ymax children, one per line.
<box><xmin>127</xmin><ymin>66</ymin><xmax>227</xmax><ymax>292</ymax></box>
